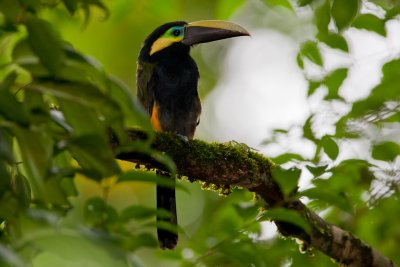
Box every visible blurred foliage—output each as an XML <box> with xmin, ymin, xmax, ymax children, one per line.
<box><xmin>272</xmin><ymin>0</ymin><xmax>400</xmax><ymax>266</ymax></box>
<box><xmin>0</xmin><ymin>0</ymin><xmax>399</xmax><ymax>267</ymax></box>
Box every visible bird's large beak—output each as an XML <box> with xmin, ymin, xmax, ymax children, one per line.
<box><xmin>182</xmin><ymin>20</ymin><xmax>250</xmax><ymax>46</ymax></box>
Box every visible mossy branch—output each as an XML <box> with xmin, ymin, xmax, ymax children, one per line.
<box><xmin>111</xmin><ymin>129</ymin><xmax>397</xmax><ymax>267</ymax></box>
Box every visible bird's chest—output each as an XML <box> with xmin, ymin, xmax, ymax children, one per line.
<box><xmin>155</xmin><ymin>63</ymin><xmax>195</xmax><ymax>91</ymax></box>
<box><xmin>153</xmin><ymin>60</ymin><xmax>198</xmax><ymax>105</ymax></box>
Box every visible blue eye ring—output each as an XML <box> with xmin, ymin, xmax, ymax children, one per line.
<box><xmin>172</xmin><ymin>29</ymin><xmax>182</xmax><ymax>37</ymax></box>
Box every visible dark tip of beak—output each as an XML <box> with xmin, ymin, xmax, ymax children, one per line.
<box><xmin>182</xmin><ymin>20</ymin><xmax>250</xmax><ymax>46</ymax></box>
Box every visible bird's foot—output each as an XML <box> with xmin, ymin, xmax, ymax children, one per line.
<box><xmin>176</xmin><ymin>134</ymin><xmax>189</xmax><ymax>144</ymax></box>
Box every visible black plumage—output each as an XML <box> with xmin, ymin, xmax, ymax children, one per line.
<box><xmin>136</xmin><ymin>20</ymin><xmax>249</xmax><ymax>249</ymax></box>
<box><xmin>137</xmin><ymin>22</ymin><xmax>201</xmax><ymax>250</ymax></box>
<box><xmin>137</xmin><ymin>24</ymin><xmax>201</xmax><ymax>138</ymax></box>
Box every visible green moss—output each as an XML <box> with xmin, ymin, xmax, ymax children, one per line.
<box><xmin>199</xmin><ymin>181</ymin><xmax>234</xmax><ymax>196</ymax></box>
<box><xmin>150</xmin><ymin>132</ymin><xmax>275</xmax><ymax>195</ymax></box>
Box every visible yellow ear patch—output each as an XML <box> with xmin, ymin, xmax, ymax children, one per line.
<box><xmin>150</xmin><ymin>36</ymin><xmax>183</xmax><ymax>55</ymax></box>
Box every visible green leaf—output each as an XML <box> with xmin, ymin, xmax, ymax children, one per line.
<box><xmin>273</xmin><ymin>129</ymin><xmax>288</xmax><ymax>134</ymax></box>
<box><xmin>296</xmin><ymin>52</ymin><xmax>304</xmax><ymax>69</ymax></box>
<box><xmin>0</xmin><ymin>90</ymin><xmax>30</xmax><ymax>126</ymax></box>
<box><xmin>273</xmin><ymin>153</ymin><xmax>304</xmax><ymax>164</ymax></box>
<box><xmin>379</xmin><ymin>58</ymin><xmax>400</xmax><ymax>78</ymax></box>
<box><xmin>84</xmin><ymin>197</ymin><xmax>118</xmax><ymax>226</ymax></box>
<box><xmin>0</xmin><ymin>161</ymin><xmax>12</xmax><ymax>197</ymax></box>
<box><xmin>125</xmin><ymin>233</ymin><xmax>158</xmax><ymax>250</ymax></box>
<box><xmin>118</xmin><ymin>171</ymin><xmax>189</xmax><ymax>193</ymax></box>
<box><xmin>153</xmin><ymin>220</ymin><xmax>179</xmax><ymax>236</ymax></box>
<box><xmin>32</xmin><ymin>82</ymin><xmax>119</xmax><ymax>132</ymax></box>
<box><xmin>42</xmin><ymin>176</ymin><xmax>70</xmax><ymax>205</ymax></box>
<box><xmin>352</xmin><ymin>14</ymin><xmax>386</xmax><ymax>36</ymax></box>
<box><xmin>372</xmin><ymin>141</ymin><xmax>400</xmax><ymax>161</ymax></box>
<box><xmin>31</xmin><ymin>230</ymin><xmax>127</xmax><ymax>267</ymax></box>
<box><xmin>215</xmin><ymin>0</ymin><xmax>246</xmax><ymax>19</ymax></box>
<box><xmin>259</xmin><ymin>208</ymin><xmax>311</xmax><ymax>234</ymax></box>
<box><xmin>84</xmin><ymin>197</ymin><xmax>107</xmax><ymax>225</ymax></box>
<box><xmin>120</xmin><ymin>205</ymin><xmax>157</xmax><ymax>221</ymax></box>
<box><xmin>82</xmin><ymin>0</ymin><xmax>110</xmax><ymax>20</ymax></box>
<box><xmin>350</xmin><ymin>59</ymin><xmax>400</xmax><ymax>117</ymax></box>
<box><xmin>12</xmin><ymin>38</ymin><xmax>36</xmax><ymax>63</ymax></box>
<box><xmin>324</xmin><ymin>68</ymin><xmax>347</xmax><ymax>100</ymax></box>
<box><xmin>315</xmin><ymin>0</ymin><xmax>330</xmax><ymax>34</ymax></box>
<box><xmin>15</xmin><ymin>40</ymin><xmax>104</xmax><ymax>86</ymax></box>
<box><xmin>306</xmin><ymin>164</ymin><xmax>329</xmax><ymax>177</ymax></box>
<box><xmin>303</xmin><ymin>115</ymin><xmax>316</xmax><ymax>141</ymax></box>
<box><xmin>68</xmin><ymin>134</ymin><xmax>120</xmax><ymax>179</ymax></box>
<box><xmin>117</xmin><ymin>141</ymin><xmax>174</xmax><ymax>173</ymax></box>
<box><xmin>62</xmin><ymin>0</ymin><xmax>78</xmax><ymax>14</ymax></box>
<box><xmin>24</xmin><ymin>90</ymin><xmax>50</xmax><ymax>125</ymax></box>
<box><xmin>233</xmin><ymin>203</ymin><xmax>259</xmax><ymax>221</ymax></box>
<box><xmin>12</xmin><ymin>173</ymin><xmax>31</xmax><ymax>208</ymax></box>
<box><xmin>335</xmin><ymin>114</ymin><xmax>359</xmax><ymax>139</ymax></box>
<box><xmin>25</xmin><ymin>17</ymin><xmax>66</xmax><ymax>74</ymax></box>
<box><xmin>107</xmin><ymin>77</ymin><xmax>152</xmax><ymax>134</ymax></box>
<box><xmin>15</xmin><ymin>40</ymin><xmax>146</xmax><ymax>128</ymax></box>
<box><xmin>50</xmin><ymin>91</ymin><xmax>120</xmax><ymax>179</ymax></box>
<box><xmin>297</xmin><ymin>0</ymin><xmax>315</xmax><ymax>6</ymax></box>
<box><xmin>0</xmin><ymin>129</ymin><xmax>13</xmax><ymax>163</ymax></box>
<box><xmin>333</xmin><ymin>159</ymin><xmax>372</xmax><ymax>177</ymax></box>
<box><xmin>13</xmin><ymin>126</ymin><xmax>52</xmax><ymax>199</ymax></box>
<box><xmin>318</xmin><ymin>32</ymin><xmax>349</xmax><ymax>52</ymax></box>
<box><xmin>0</xmin><ymin>192</ymin><xmax>19</xmax><ymax>219</ymax></box>
<box><xmin>306</xmin><ymin>160</ymin><xmax>372</xmax><ymax>209</ymax></box>
<box><xmin>384</xmin><ymin>111</ymin><xmax>400</xmax><ymax>123</ymax></box>
<box><xmin>150</xmin><ymin>150</ymin><xmax>177</xmax><ymax>174</ymax></box>
<box><xmin>60</xmin><ymin>177</ymin><xmax>77</xmax><ymax>197</ymax></box>
<box><xmin>16</xmin><ymin>42</ymin><xmax>151</xmax><ymax>134</ymax></box>
<box><xmin>272</xmin><ymin>167</ymin><xmax>301</xmax><ymax>196</ymax></box>
<box><xmin>263</xmin><ymin>0</ymin><xmax>294</xmax><ymax>10</ymax></box>
<box><xmin>299</xmin><ymin>186</ymin><xmax>351</xmax><ymax>212</ymax></box>
<box><xmin>372</xmin><ymin>0</ymin><xmax>398</xmax><ymax>10</ymax></box>
<box><xmin>386</xmin><ymin>5</ymin><xmax>400</xmax><ymax>20</ymax></box>
<box><xmin>0</xmin><ymin>71</ymin><xmax>18</xmax><ymax>91</ymax></box>
<box><xmin>321</xmin><ymin>135</ymin><xmax>339</xmax><ymax>160</ymax></box>
<box><xmin>331</xmin><ymin>0</ymin><xmax>360</xmax><ymax>31</ymax></box>
<box><xmin>216</xmin><ymin>236</ymin><xmax>265</xmax><ymax>266</ymax></box>
<box><xmin>307</xmin><ymin>80</ymin><xmax>321</xmax><ymax>96</ymax></box>
<box><xmin>300</xmin><ymin>41</ymin><xmax>323</xmax><ymax>66</ymax></box>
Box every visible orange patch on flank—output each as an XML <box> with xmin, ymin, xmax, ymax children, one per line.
<box><xmin>151</xmin><ymin>103</ymin><xmax>162</xmax><ymax>132</ymax></box>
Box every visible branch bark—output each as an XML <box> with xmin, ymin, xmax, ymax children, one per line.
<box><xmin>111</xmin><ymin>130</ymin><xmax>397</xmax><ymax>267</ymax></box>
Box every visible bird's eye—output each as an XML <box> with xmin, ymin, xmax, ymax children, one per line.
<box><xmin>172</xmin><ymin>29</ymin><xmax>181</xmax><ymax>37</ymax></box>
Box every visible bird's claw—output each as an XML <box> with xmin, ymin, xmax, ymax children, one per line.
<box><xmin>176</xmin><ymin>134</ymin><xmax>189</xmax><ymax>143</ymax></box>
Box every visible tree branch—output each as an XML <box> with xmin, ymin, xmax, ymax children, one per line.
<box><xmin>111</xmin><ymin>130</ymin><xmax>397</xmax><ymax>267</ymax></box>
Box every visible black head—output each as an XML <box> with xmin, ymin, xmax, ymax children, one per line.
<box><xmin>138</xmin><ymin>20</ymin><xmax>250</xmax><ymax>61</ymax></box>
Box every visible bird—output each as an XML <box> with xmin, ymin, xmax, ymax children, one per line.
<box><xmin>136</xmin><ymin>20</ymin><xmax>249</xmax><ymax>250</ymax></box>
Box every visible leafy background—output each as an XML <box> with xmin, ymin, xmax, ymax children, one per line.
<box><xmin>0</xmin><ymin>0</ymin><xmax>399</xmax><ymax>266</ymax></box>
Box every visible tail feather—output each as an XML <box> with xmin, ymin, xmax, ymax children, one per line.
<box><xmin>157</xmin><ymin>183</ymin><xmax>178</xmax><ymax>249</ymax></box>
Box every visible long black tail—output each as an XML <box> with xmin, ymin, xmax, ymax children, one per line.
<box><xmin>157</xmin><ymin>182</ymin><xmax>178</xmax><ymax>249</ymax></box>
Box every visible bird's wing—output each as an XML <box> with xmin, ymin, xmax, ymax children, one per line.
<box><xmin>136</xmin><ymin>61</ymin><xmax>156</xmax><ymax>116</ymax></box>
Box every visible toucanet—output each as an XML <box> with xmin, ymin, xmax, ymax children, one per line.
<box><xmin>137</xmin><ymin>20</ymin><xmax>249</xmax><ymax>249</ymax></box>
